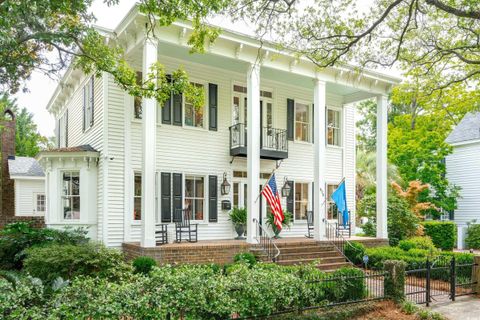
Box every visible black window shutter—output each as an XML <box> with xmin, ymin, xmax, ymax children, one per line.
<box><xmin>65</xmin><ymin>110</ymin><xmax>69</xmax><ymax>148</ymax></box>
<box><xmin>82</xmin><ymin>86</ymin><xmax>86</xmax><ymax>132</ymax></box>
<box><xmin>208</xmin><ymin>175</ymin><xmax>218</xmax><ymax>222</ymax></box>
<box><xmin>208</xmin><ymin>83</ymin><xmax>218</xmax><ymax>131</ymax></box>
<box><xmin>286</xmin><ymin>180</ymin><xmax>294</xmax><ymax>214</ymax></box>
<box><xmin>161</xmin><ymin>173</ymin><xmax>172</xmax><ymax>222</ymax></box>
<box><xmin>172</xmin><ymin>93</ymin><xmax>182</xmax><ymax>126</ymax></box>
<box><xmin>287</xmin><ymin>99</ymin><xmax>295</xmax><ymax>141</ymax></box>
<box><xmin>90</xmin><ymin>76</ymin><xmax>95</xmax><ymax>126</ymax></box>
<box><xmin>172</xmin><ymin>173</ymin><xmax>183</xmax><ymax>221</ymax></box>
<box><xmin>162</xmin><ymin>75</ymin><xmax>172</xmax><ymax>124</ymax></box>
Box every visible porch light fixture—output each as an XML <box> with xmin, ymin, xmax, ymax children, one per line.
<box><xmin>281</xmin><ymin>177</ymin><xmax>291</xmax><ymax>198</ymax></box>
<box><xmin>221</xmin><ymin>173</ymin><xmax>231</xmax><ymax>195</ymax></box>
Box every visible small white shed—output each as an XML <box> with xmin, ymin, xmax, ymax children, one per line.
<box><xmin>8</xmin><ymin>156</ymin><xmax>46</xmax><ymax>217</ymax></box>
<box><xmin>445</xmin><ymin>112</ymin><xmax>480</xmax><ymax>249</ymax></box>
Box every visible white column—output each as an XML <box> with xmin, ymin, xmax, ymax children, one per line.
<box><xmin>457</xmin><ymin>225</ymin><xmax>465</xmax><ymax>250</ymax></box>
<box><xmin>141</xmin><ymin>38</ymin><xmax>158</xmax><ymax>247</ymax></box>
<box><xmin>376</xmin><ymin>94</ymin><xmax>388</xmax><ymax>239</ymax></box>
<box><xmin>313</xmin><ymin>79</ymin><xmax>327</xmax><ymax>240</ymax></box>
<box><xmin>246</xmin><ymin>63</ymin><xmax>261</xmax><ymax>244</ymax></box>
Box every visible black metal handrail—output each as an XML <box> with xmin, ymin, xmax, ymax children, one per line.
<box><xmin>253</xmin><ymin>218</ymin><xmax>280</xmax><ymax>262</ymax></box>
<box><xmin>229</xmin><ymin>123</ymin><xmax>288</xmax><ymax>153</ymax></box>
<box><xmin>325</xmin><ymin>220</ymin><xmax>360</xmax><ymax>265</ymax></box>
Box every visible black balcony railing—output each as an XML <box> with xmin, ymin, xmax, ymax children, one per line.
<box><xmin>229</xmin><ymin>123</ymin><xmax>288</xmax><ymax>160</ymax></box>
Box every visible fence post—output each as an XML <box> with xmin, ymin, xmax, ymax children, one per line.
<box><xmin>383</xmin><ymin>260</ymin><xmax>406</xmax><ymax>302</ymax></box>
<box><xmin>426</xmin><ymin>259</ymin><xmax>431</xmax><ymax>307</ymax></box>
<box><xmin>474</xmin><ymin>255</ymin><xmax>480</xmax><ymax>294</ymax></box>
<box><xmin>450</xmin><ymin>256</ymin><xmax>456</xmax><ymax>301</ymax></box>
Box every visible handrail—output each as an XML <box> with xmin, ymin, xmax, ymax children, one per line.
<box><xmin>253</xmin><ymin>218</ymin><xmax>280</xmax><ymax>262</ymax></box>
<box><xmin>325</xmin><ymin>220</ymin><xmax>362</xmax><ymax>265</ymax></box>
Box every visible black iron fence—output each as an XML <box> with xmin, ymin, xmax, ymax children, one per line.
<box><xmin>405</xmin><ymin>256</ymin><xmax>478</xmax><ymax>306</ymax></box>
<box><xmin>229</xmin><ymin>123</ymin><xmax>288</xmax><ymax>153</ymax></box>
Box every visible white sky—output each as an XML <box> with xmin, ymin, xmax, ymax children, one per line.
<box><xmin>14</xmin><ymin>0</ymin><xmax>386</xmax><ymax>137</ymax></box>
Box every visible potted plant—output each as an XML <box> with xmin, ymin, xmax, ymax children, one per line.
<box><xmin>229</xmin><ymin>207</ymin><xmax>247</xmax><ymax>239</ymax></box>
<box><xmin>266</xmin><ymin>210</ymin><xmax>293</xmax><ymax>238</ymax></box>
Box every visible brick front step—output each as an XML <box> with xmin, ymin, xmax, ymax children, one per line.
<box><xmin>277</xmin><ymin>256</ymin><xmax>347</xmax><ymax>266</ymax></box>
<box><xmin>278</xmin><ymin>250</ymin><xmax>341</xmax><ymax>260</ymax></box>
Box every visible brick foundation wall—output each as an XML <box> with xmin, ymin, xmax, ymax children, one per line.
<box><xmin>123</xmin><ymin>241</ymin><xmax>252</xmax><ymax>265</ymax></box>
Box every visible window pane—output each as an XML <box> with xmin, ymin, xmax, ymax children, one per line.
<box><xmin>185</xmin><ymin>178</ymin><xmax>194</xmax><ymax>197</ymax></box>
<box><xmin>71</xmin><ymin>174</ymin><xmax>80</xmax><ymax>196</ymax></box>
<box><xmin>295</xmin><ymin>103</ymin><xmax>308</xmax><ymax>121</ymax></box>
<box><xmin>194</xmin><ymin>199</ymin><xmax>204</xmax><ymax>220</ymax></box>
<box><xmin>233</xmin><ymin>96</ymin><xmax>240</xmax><ymax>124</ymax></box>
<box><xmin>134</xmin><ymin>174</ymin><xmax>142</xmax><ymax>196</ymax></box>
<box><xmin>294</xmin><ymin>183</ymin><xmax>309</xmax><ymax>220</ymax></box>
<box><xmin>134</xmin><ymin>198</ymin><xmax>142</xmax><ymax>220</ymax></box>
<box><xmin>195</xmin><ymin>177</ymin><xmax>204</xmax><ymax>198</ymax></box>
<box><xmin>233</xmin><ymin>183</ymin><xmax>239</xmax><ymax>208</ymax></box>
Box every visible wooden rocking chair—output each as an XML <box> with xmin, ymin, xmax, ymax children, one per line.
<box><xmin>174</xmin><ymin>208</ymin><xmax>198</xmax><ymax>242</ymax></box>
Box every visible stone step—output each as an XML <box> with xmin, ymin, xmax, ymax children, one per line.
<box><xmin>316</xmin><ymin>261</ymin><xmax>352</xmax><ymax>271</ymax></box>
<box><xmin>277</xmin><ymin>245</ymin><xmax>335</xmax><ymax>254</ymax></box>
<box><xmin>278</xmin><ymin>250</ymin><xmax>341</xmax><ymax>260</ymax></box>
<box><xmin>276</xmin><ymin>256</ymin><xmax>346</xmax><ymax>266</ymax></box>
<box><xmin>272</xmin><ymin>241</ymin><xmax>331</xmax><ymax>248</ymax></box>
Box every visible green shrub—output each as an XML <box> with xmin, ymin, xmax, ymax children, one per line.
<box><xmin>398</xmin><ymin>236</ymin><xmax>437</xmax><ymax>252</ymax></box>
<box><xmin>132</xmin><ymin>256</ymin><xmax>157</xmax><ymax>275</ymax></box>
<box><xmin>23</xmin><ymin>243</ymin><xmax>129</xmax><ymax>284</ymax></box>
<box><xmin>233</xmin><ymin>252</ymin><xmax>257</xmax><ymax>267</ymax></box>
<box><xmin>0</xmin><ymin>222</ymin><xmax>88</xmax><ymax>270</ymax></box>
<box><xmin>421</xmin><ymin>221</ymin><xmax>456</xmax><ymax>250</ymax></box>
<box><xmin>465</xmin><ymin>223</ymin><xmax>480</xmax><ymax>249</ymax></box>
<box><xmin>344</xmin><ymin>242</ymin><xmax>366</xmax><ymax>265</ymax></box>
<box><xmin>358</xmin><ymin>193</ymin><xmax>420</xmax><ymax>246</ymax></box>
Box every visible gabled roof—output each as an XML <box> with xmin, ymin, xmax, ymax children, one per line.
<box><xmin>8</xmin><ymin>157</ymin><xmax>45</xmax><ymax>178</ymax></box>
<box><xmin>446</xmin><ymin>112</ymin><xmax>480</xmax><ymax>145</ymax></box>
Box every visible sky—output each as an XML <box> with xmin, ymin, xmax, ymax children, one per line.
<box><xmin>13</xmin><ymin>0</ymin><xmax>385</xmax><ymax>137</ymax></box>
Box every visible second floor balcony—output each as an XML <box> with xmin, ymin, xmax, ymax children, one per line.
<box><xmin>229</xmin><ymin>123</ymin><xmax>288</xmax><ymax>160</ymax></box>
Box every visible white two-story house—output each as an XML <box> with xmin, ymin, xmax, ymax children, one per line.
<box><xmin>38</xmin><ymin>6</ymin><xmax>400</xmax><ymax>249</ymax></box>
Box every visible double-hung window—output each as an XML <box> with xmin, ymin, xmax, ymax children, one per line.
<box><xmin>184</xmin><ymin>83</ymin><xmax>205</xmax><ymax>128</ymax></box>
<box><xmin>327</xmin><ymin>109</ymin><xmax>341</xmax><ymax>146</ymax></box>
<box><xmin>35</xmin><ymin>193</ymin><xmax>46</xmax><ymax>214</ymax></box>
<box><xmin>294</xmin><ymin>182</ymin><xmax>309</xmax><ymax>220</ymax></box>
<box><xmin>295</xmin><ymin>102</ymin><xmax>310</xmax><ymax>142</ymax></box>
<box><xmin>133</xmin><ymin>173</ymin><xmax>142</xmax><ymax>221</ymax></box>
<box><xmin>185</xmin><ymin>175</ymin><xmax>205</xmax><ymax>220</ymax></box>
<box><xmin>62</xmin><ymin>171</ymin><xmax>80</xmax><ymax>220</ymax></box>
<box><xmin>326</xmin><ymin>184</ymin><xmax>339</xmax><ymax>220</ymax></box>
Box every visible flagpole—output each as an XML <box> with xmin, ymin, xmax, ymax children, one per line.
<box><xmin>254</xmin><ymin>168</ymin><xmax>276</xmax><ymax>203</ymax></box>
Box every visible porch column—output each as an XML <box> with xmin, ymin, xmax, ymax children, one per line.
<box><xmin>376</xmin><ymin>94</ymin><xmax>388</xmax><ymax>239</ymax></box>
<box><xmin>141</xmin><ymin>38</ymin><xmax>158</xmax><ymax>247</ymax></box>
<box><xmin>246</xmin><ymin>63</ymin><xmax>261</xmax><ymax>244</ymax></box>
<box><xmin>313</xmin><ymin>79</ymin><xmax>327</xmax><ymax>240</ymax></box>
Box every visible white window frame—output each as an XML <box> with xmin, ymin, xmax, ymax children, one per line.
<box><xmin>294</xmin><ymin>100</ymin><xmax>312</xmax><ymax>143</ymax></box>
<box><xmin>33</xmin><ymin>192</ymin><xmax>46</xmax><ymax>214</ymax></box>
<box><xmin>184</xmin><ymin>174</ymin><xmax>207</xmax><ymax>222</ymax></box>
<box><xmin>293</xmin><ymin>181</ymin><xmax>310</xmax><ymax>221</ymax></box>
<box><xmin>327</xmin><ymin>107</ymin><xmax>342</xmax><ymax>147</ymax></box>
<box><xmin>61</xmin><ymin>171</ymin><xmax>81</xmax><ymax>221</ymax></box>
<box><xmin>133</xmin><ymin>172</ymin><xmax>142</xmax><ymax>221</ymax></box>
<box><xmin>326</xmin><ymin>183</ymin><xmax>339</xmax><ymax>221</ymax></box>
<box><xmin>183</xmin><ymin>80</ymin><xmax>207</xmax><ymax>129</ymax></box>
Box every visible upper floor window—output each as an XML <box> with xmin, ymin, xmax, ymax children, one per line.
<box><xmin>184</xmin><ymin>83</ymin><xmax>205</xmax><ymax>128</ymax></box>
<box><xmin>185</xmin><ymin>175</ymin><xmax>205</xmax><ymax>221</ymax></box>
<box><xmin>133</xmin><ymin>173</ymin><xmax>142</xmax><ymax>221</ymax></box>
<box><xmin>62</xmin><ymin>171</ymin><xmax>80</xmax><ymax>220</ymax></box>
<box><xmin>83</xmin><ymin>76</ymin><xmax>94</xmax><ymax>130</ymax></box>
<box><xmin>294</xmin><ymin>182</ymin><xmax>309</xmax><ymax>220</ymax></box>
<box><xmin>327</xmin><ymin>109</ymin><xmax>341</xmax><ymax>146</ymax></box>
<box><xmin>295</xmin><ymin>102</ymin><xmax>310</xmax><ymax>142</ymax></box>
<box><xmin>134</xmin><ymin>71</ymin><xmax>143</xmax><ymax>119</ymax></box>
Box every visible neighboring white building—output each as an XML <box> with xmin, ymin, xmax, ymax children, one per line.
<box><xmin>445</xmin><ymin>112</ymin><xmax>480</xmax><ymax>249</ymax></box>
<box><xmin>37</xmin><ymin>6</ymin><xmax>399</xmax><ymax>248</ymax></box>
<box><xmin>8</xmin><ymin>156</ymin><xmax>46</xmax><ymax>217</ymax></box>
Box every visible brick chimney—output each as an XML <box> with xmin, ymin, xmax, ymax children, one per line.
<box><xmin>0</xmin><ymin>109</ymin><xmax>16</xmax><ymax>227</ymax></box>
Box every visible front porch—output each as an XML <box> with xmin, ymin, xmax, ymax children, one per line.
<box><xmin>122</xmin><ymin>237</ymin><xmax>388</xmax><ymax>266</ymax></box>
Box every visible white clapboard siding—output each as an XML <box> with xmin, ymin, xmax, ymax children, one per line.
<box><xmin>446</xmin><ymin>142</ymin><xmax>480</xmax><ymax>226</ymax></box>
<box><xmin>14</xmin><ymin>179</ymin><xmax>45</xmax><ymax>216</ymax></box>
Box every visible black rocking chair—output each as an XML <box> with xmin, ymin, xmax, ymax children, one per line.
<box><xmin>155</xmin><ymin>223</ymin><xmax>168</xmax><ymax>245</ymax></box>
<box><xmin>174</xmin><ymin>208</ymin><xmax>198</xmax><ymax>242</ymax></box>
<box><xmin>306</xmin><ymin>210</ymin><xmax>314</xmax><ymax>238</ymax></box>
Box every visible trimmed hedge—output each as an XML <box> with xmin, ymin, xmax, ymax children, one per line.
<box><xmin>465</xmin><ymin>224</ymin><xmax>480</xmax><ymax>249</ymax></box>
<box><xmin>344</xmin><ymin>242</ymin><xmax>366</xmax><ymax>266</ymax></box>
<box><xmin>421</xmin><ymin>221</ymin><xmax>456</xmax><ymax>250</ymax></box>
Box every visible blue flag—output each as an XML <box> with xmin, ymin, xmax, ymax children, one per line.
<box><xmin>331</xmin><ymin>180</ymin><xmax>349</xmax><ymax>227</ymax></box>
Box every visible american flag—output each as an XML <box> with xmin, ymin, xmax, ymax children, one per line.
<box><xmin>261</xmin><ymin>174</ymin><xmax>284</xmax><ymax>230</ymax></box>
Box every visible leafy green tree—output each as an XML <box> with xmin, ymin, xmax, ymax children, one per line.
<box><xmin>356</xmin><ymin>99</ymin><xmax>377</xmax><ymax>152</ymax></box>
<box><xmin>0</xmin><ymin>94</ymin><xmax>48</xmax><ymax>157</ymax></box>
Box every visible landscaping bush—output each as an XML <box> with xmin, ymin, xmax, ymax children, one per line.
<box><xmin>398</xmin><ymin>236</ymin><xmax>437</xmax><ymax>252</ymax></box>
<box><xmin>23</xmin><ymin>243</ymin><xmax>129</xmax><ymax>284</ymax></box>
<box><xmin>0</xmin><ymin>222</ymin><xmax>88</xmax><ymax>270</ymax></box>
<box><xmin>358</xmin><ymin>193</ymin><xmax>420</xmax><ymax>246</ymax></box>
<box><xmin>465</xmin><ymin>223</ymin><xmax>480</xmax><ymax>249</ymax></box>
<box><xmin>132</xmin><ymin>256</ymin><xmax>157</xmax><ymax>275</ymax></box>
<box><xmin>233</xmin><ymin>252</ymin><xmax>257</xmax><ymax>267</ymax></box>
<box><xmin>421</xmin><ymin>221</ymin><xmax>456</xmax><ymax>250</ymax></box>
<box><xmin>344</xmin><ymin>242</ymin><xmax>366</xmax><ymax>265</ymax></box>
